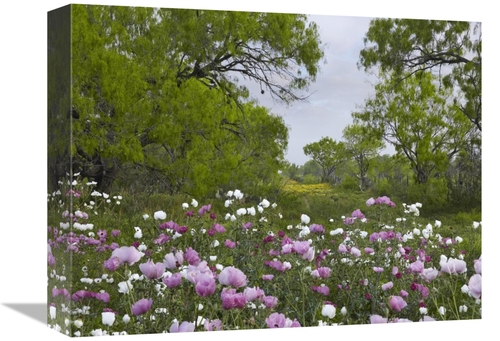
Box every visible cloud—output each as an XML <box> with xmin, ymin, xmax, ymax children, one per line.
<box><xmin>247</xmin><ymin>15</ymin><xmax>378</xmax><ymax>165</ymax></box>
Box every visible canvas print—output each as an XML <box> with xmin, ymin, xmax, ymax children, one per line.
<box><xmin>47</xmin><ymin>3</ymin><xmax>482</xmax><ymax>337</ymax></box>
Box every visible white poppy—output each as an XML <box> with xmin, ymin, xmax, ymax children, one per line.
<box><xmin>101</xmin><ymin>312</ymin><xmax>115</xmax><ymax>326</ymax></box>
<box><xmin>154</xmin><ymin>211</ymin><xmax>166</xmax><ymax>220</ymax></box>
<box><xmin>330</xmin><ymin>228</ymin><xmax>343</xmax><ymax>236</ymax></box>
<box><xmin>259</xmin><ymin>199</ymin><xmax>270</xmax><ymax>208</ymax></box>
<box><xmin>299</xmin><ymin>226</ymin><xmax>310</xmax><ymax>238</ymax></box>
<box><xmin>118</xmin><ymin>281</ymin><xmax>133</xmax><ymax>294</ymax></box>
<box><xmin>422</xmin><ymin>229</ymin><xmax>430</xmax><ymax>239</ymax></box>
<box><xmin>233</xmin><ymin>190</ymin><xmax>243</xmax><ymax>200</ymax></box>
<box><xmin>134</xmin><ymin>227</ymin><xmax>143</xmax><ymax>239</ymax></box>
<box><xmin>321</xmin><ymin>304</ymin><xmax>336</xmax><ymax>319</ymax></box>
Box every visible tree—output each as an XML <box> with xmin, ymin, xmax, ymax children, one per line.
<box><xmin>445</xmin><ymin>129</ymin><xmax>481</xmax><ymax>209</ymax></box>
<box><xmin>302</xmin><ymin>159</ymin><xmax>322</xmax><ymax>178</ymax></box>
<box><xmin>303</xmin><ymin>137</ymin><xmax>347</xmax><ymax>183</ymax></box>
<box><xmin>354</xmin><ymin>71</ymin><xmax>472</xmax><ymax>185</ymax></box>
<box><xmin>367</xmin><ymin>154</ymin><xmax>412</xmax><ymax>199</ymax></box>
<box><xmin>358</xmin><ymin>18</ymin><xmax>481</xmax><ymax>132</ymax></box>
<box><xmin>342</xmin><ymin>122</ymin><xmax>385</xmax><ymax>191</ymax></box>
<box><xmin>282</xmin><ymin>162</ymin><xmax>303</xmax><ymax>182</ymax></box>
<box><xmin>166</xmin><ymin>9</ymin><xmax>325</xmax><ymax>105</ymax></box>
<box><xmin>48</xmin><ymin>6</ymin><xmax>72</xmax><ymax>193</ymax></box>
<box><xmin>65</xmin><ymin>4</ymin><xmax>325</xmax><ymax>195</ymax></box>
<box><xmin>108</xmin><ymin>79</ymin><xmax>288</xmax><ymax>198</ymax></box>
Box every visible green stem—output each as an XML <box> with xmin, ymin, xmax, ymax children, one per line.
<box><xmin>298</xmin><ymin>271</ymin><xmax>306</xmax><ymax>324</ymax></box>
<box><xmin>371</xmin><ymin>272</ymin><xmax>381</xmax><ymax>314</ymax></box>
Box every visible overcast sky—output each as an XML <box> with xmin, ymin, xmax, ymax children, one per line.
<box><xmin>244</xmin><ymin>14</ymin><xmax>382</xmax><ymax>165</ymax></box>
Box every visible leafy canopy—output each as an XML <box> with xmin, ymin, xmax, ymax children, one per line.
<box><xmin>64</xmin><ymin>4</ymin><xmax>325</xmax><ymax>196</ymax></box>
<box><xmin>303</xmin><ymin>137</ymin><xmax>347</xmax><ymax>183</ymax></box>
<box><xmin>358</xmin><ymin>18</ymin><xmax>481</xmax><ymax>132</ymax></box>
<box><xmin>353</xmin><ymin>71</ymin><xmax>472</xmax><ymax>184</ymax></box>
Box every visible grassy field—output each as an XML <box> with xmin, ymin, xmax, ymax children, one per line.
<box><xmin>47</xmin><ymin>177</ymin><xmax>482</xmax><ymax>335</ymax></box>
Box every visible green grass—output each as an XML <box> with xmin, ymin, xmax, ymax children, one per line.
<box><xmin>110</xmin><ymin>181</ymin><xmax>481</xmax><ymax>241</ymax></box>
<box><xmin>47</xmin><ymin>177</ymin><xmax>482</xmax><ymax>335</ymax></box>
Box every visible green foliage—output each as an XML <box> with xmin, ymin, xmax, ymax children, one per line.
<box><xmin>445</xmin><ymin>137</ymin><xmax>481</xmax><ymax>211</ymax></box>
<box><xmin>282</xmin><ymin>162</ymin><xmax>303</xmax><ymax>182</ymax></box>
<box><xmin>359</xmin><ymin>18</ymin><xmax>481</xmax><ymax>132</ymax></box>
<box><xmin>281</xmin><ymin>160</ymin><xmax>322</xmax><ymax>185</ymax></box>
<box><xmin>302</xmin><ymin>174</ymin><xmax>319</xmax><ymax>184</ymax></box>
<box><xmin>342</xmin><ymin>122</ymin><xmax>385</xmax><ymax>191</ymax></box>
<box><xmin>445</xmin><ymin>209</ymin><xmax>482</xmax><ymax>226</ymax></box>
<box><xmin>66</xmin><ymin>4</ymin><xmax>325</xmax><ymax>196</ymax></box>
<box><xmin>368</xmin><ymin>154</ymin><xmax>411</xmax><ymax>202</ymax></box>
<box><xmin>303</xmin><ymin>137</ymin><xmax>347</xmax><ymax>183</ymax></box>
<box><xmin>407</xmin><ymin>177</ymin><xmax>449</xmax><ymax>214</ymax></box>
<box><xmin>341</xmin><ymin>175</ymin><xmax>359</xmax><ymax>191</ymax></box>
<box><xmin>355</xmin><ymin>17</ymin><xmax>481</xmax><ymax>212</ymax></box>
<box><xmin>302</xmin><ymin>159</ymin><xmax>322</xmax><ymax>177</ymax></box>
<box><xmin>47</xmin><ymin>7</ymin><xmax>72</xmax><ymax>192</ymax></box>
<box><xmin>354</xmin><ymin>71</ymin><xmax>472</xmax><ymax>186</ymax></box>
<box><xmin>372</xmin><ymin>178</ymin><xmax>391</xmax><ymax>197</ymax></box>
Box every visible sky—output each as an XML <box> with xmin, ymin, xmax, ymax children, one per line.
<box><xmin>243</xmin><ymin>14</ymin><xmax>382</xmax><ymax>165</ymax></box>
<box><xmin>0</xmin><ymin>2</ymin><xmax>497</xmax><ymax>341</ymax></box>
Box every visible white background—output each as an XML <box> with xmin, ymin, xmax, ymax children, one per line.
<box><xmin>0</xmin><ymin>1</ymin><xmax>496</xmax><ymax>340</ymax></box>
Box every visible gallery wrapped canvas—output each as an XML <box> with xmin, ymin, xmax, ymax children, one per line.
<box><xmin>47</xmin><ymin>3</ymin><xmax>481</xmax><ymax>337</ymax></box>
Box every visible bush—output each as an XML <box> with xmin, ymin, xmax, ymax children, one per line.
<box><xmin>407</xmin><ymin>178</ymin><xmax>448</xmax><ymax>215</ymax></box>
<box><xmin>302</xmin><ymin>174</ymin><xmax>319</xmax><ymax>184</ymax></box>
<box><xmin>341</xmin><ymin>175</ymin><xmax>359</xmax><ymax>191</ymax></box>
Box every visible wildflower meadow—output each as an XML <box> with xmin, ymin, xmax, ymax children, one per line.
<box><xmin>47</xmin><ymin>174</ymin><xmax>482</xmax><ymax>337</ymax></box>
